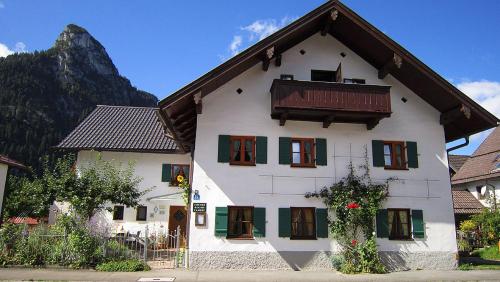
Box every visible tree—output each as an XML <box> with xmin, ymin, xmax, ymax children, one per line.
<box><xmin>3</xmin><ymin>154</ymin><xmax>146</xmax><ymax>221</ymax></box>
<box><xmin>56</xmin><ymin>153</ymin><xmax>147</xmax><ymax>219</ymax></box>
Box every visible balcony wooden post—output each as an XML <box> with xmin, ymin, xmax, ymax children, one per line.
<box><xmin>279</xmin><ymin>112</ymin><xmax>288</xmax><ymax>126</ymax></box>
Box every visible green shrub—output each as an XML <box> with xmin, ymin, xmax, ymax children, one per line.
<box><xmin>340</xmin><ymin>238</ymin><xmax>386</xmax><ymax>274</ymax></box>
<box><xmin>457</xmin><ymin>239</ymin><xmax>471</xmax><ymax>252</ymax></box>
<box><xmin>471</xmin><ymin>246</ymin><xmax>500</xmax><ymax>260</ymax></box>
<box><xmin>471</xmin><ymin>209</ymin><xmax>500</xmax><ymax>245</ymax></box>
<box><xmin>14</xmin><ymin>225</ymin><xmax>53</xmax><ymax>266</ymax></box>
<box><xmin>95</xmin><ymin>259</ymin><xmax>151</xmax><ymax>272</ymax></box>
<box><xmin>459</xmin><ymin>220</ymin><xmax>476</xmax><ymax>232</ymax></box>
<box><xmin>67</xmin><ymin>227</ymin><xmax>103</xmax><ymax>268</ymax></box>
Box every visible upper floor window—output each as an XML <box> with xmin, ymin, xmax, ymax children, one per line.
<box><xmin>280</xmin><ymin>74</ymin><xmax>294</xmax><ymax>80</ymax></box>
<box><xmin>388</xmin><ymin>209</ymin><xmax>411</xmax><ymax>240</ymax></box>
<box><xmin>170</xmin><ymin>164</ymin><xmax>189</xmax><ymax>186</ymax></box>
<box><xmin>291</xmin><ymin>207</ymin><xmax>316</xmax><ymax>240</ymax></box>
<box><xmin>343</xmin><ymin>78</ymin><xmax>366</xmax><ymax>84</ymax></box>
<box><xmin>291</xmin><ymin>138</ymin><xmax>315</xmax><ymax>167</ymax></box>
<box><xmin>230</xmin><ymin>136</ymin><xmax>255</xmax><ymax>166</ymax></box>
<box><xmin>227</xmin><ymin>206</ymin><xmax>253</xmax><ymax>239</ymax></box>
<box><xmin>384</xmin><ymin>141</ymin><xmax>406</xmax><ymax>170</ymax></box>
<box><xmin>311</xmin><ymin>70</ymin><xmax>336</xmax><ymax>82</ymax></box>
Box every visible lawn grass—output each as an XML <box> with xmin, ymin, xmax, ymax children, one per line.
<box><xmin>471</xmin><ymin>246</ymin><xmax>500</xmax><ymax>261</ymax></box>
<box><xmin>459</xmin><ymin>263</ymin><xmax>500</xmax><ymax>271</ymax></box>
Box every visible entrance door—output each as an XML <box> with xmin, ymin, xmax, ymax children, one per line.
<box><xmin>168</xmin><ymin>205</ymin><xmax>187</xmax><ymax>247</ymax></box>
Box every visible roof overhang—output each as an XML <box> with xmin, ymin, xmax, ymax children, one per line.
<box><xmin>158</xmin><ymin>0</ymin><xmax>499</xmax><ymax>152</ymax></box>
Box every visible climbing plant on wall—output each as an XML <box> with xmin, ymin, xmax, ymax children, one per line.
<box><xmin>305</xmin><ymin>150</ymin><xmax>392</xmax><ymax>273</ymax></box>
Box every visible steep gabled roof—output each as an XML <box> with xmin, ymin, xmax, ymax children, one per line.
<box><xmin>452</xmin><ymin>126</ymin><xmax>500</xmax><ymax>184</ymax></box>
<box><xmin>158</xmin><ymin>0</ymin><xmax>498</xmax><ymax>152</ymax></box>
<box><xmin>57</xmin><ymin>105</ymin><xmax>179</xmax><ymax>153</ymax></box>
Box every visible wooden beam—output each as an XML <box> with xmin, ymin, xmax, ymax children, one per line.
<box><xmin>440</xmin><ymin>104</ymin><xmax>471</xmax><ymax>125</ymax></box>
<box><xmin>378</xmin><ymin>53</ymin><xmax>403</xmax><ymax>79</ymax></box>
<box><xmin>321</xmin><ymin>9</ymin><xmax>338</xmax><ymax>36</ymax></box>
<box><xmin>171</xmin><ymin>108</ymin><xmax>195</xmax><ymax>123</ymax></box>
<box><xmin>193</xmin><ymin>92</ymin><xmax>202</xmax><ymax>114</ymax></box>
<box><xmin>279</xmin><ymin>113</ymin><xmax>288</xmax><ymax>126</ymax></box>
<box><xmin>174</xmin><ymin>115</ymin><xmax>196</xmax><ymax>127</ymax></box>
<box><xmin>275</xmin><ymin>54</ymin><xmax>282</xmax><ymax>67</ymax></box>
<box><xmin>323</xmin><ymin>115</ymin><xmax>335</xmax><ymax>128</ymax></box>
<box><xmin>262</xmin><ymin>59</ymin><xmax>270</xmax><ymax>71</ymax></box>
<box><xmin>366</xmin><ymin>118</ymin><xmax>381</xmax><ymax>130</ymax></box>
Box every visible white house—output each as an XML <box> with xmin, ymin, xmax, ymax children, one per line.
<box><xmin>55</xmin><ymin>105</ymin><xmax>191</xmax><ymax>240</ymax></box>
<box><xmin>452</xmin><ymin>126</ymin><xmax>500</xmax><ymax>213</ymax></box>
<box><xmin>156</xmin><ymin>0</ymin><xmax>498</xmax><ymax>271</ymax></box>
<box><xmin>0</xmin><ymin>155</ymin><xmax>26</xmax><ymax>219</ymax></box>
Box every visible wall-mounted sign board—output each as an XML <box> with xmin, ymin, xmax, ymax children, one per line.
<box><xmin>193</xmin><ymin>203</ymin><xmax>207</xmax><ymax>212</ymax></box>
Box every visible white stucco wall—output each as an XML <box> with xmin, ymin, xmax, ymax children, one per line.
<box><xmin>0</xmin><ymin>163</ymin><xmax>8</xmax><ymax>216</ymax></box>
<box><xmin>453</xmin><ymin>178</ymin><xmax>500</xmax><ymax>208</ymax></box>
<box><xmin>49</xmin><ymin>150</ymin><xmax>191</xmax><ymax>234</ymax></box>
<box><xmin>189</xmin><ymin>33</ymin><xmax>457</xmax><ymax>258</ymax></box>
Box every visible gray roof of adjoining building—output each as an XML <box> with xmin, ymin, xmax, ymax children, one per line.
<box><xmin>57</xmin><ymin>105</ymin><xmax>179</xmax><ymax>153</ymax></box>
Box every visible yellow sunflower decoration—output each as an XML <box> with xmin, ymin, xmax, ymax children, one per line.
<box><xmin>176</xmin><ymin>174</ymin><xmax>185</xmax><ymax>183</ymax></box>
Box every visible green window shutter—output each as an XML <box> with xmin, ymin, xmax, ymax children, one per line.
<box><xmin>406</xmin><ymin>141</ymin><xmax>419</xmax><ymax>168</ymax></box>
<box><xmin>316</xmin><ymin>208</ymin><xmax>329</xmax><ymax>238</ymax></box>
<box><xmin>184</xmin><ymin>166</ymin><xmax>190</xmax><ymax>181</ymax></box>
<box><xmin>376</xmin><ymin>209</ymin><xmax>389</xmax><ymax>238</ymax></box>
<box><xmin>256</xmin><ymin>136</ymin><xmax>268</xmax><ymax>164</ymax></box>
<box><xmin>253</xmin><ymin>207</ymin><xmax>266</xmax><ymax>237</ymax></box>
<box><xmin>217</xmin><ymin>135</ymin><xmax>230</xmax><ymax>163</ymax></box>
<box><xmin>278</xmin><ymin>208</ymin><xmax>291</xmax><ymax>237</ymax></box>
<box><xmin>412</xmin><ymin>210</ymin><xmax>424</xmax><ymax>238</ymax></box>
<box><xmin>315</xmin><ymin>138</ymin><xmax>327</xmax><ymax>166</ymax></box>
<box><xmin>214</xmin><ymin>207</ymin><xmax>228</xmax><ymax>237</ymax></box>
<box><xmin>372</xmin><ymin>140</ymin><xmax>385</xmax><ymax>167</ymax></box>
<box><xmin>161</xmin><ymin>164</ymin><xmax>171</xmax><ymax>182</ymax></box>
<box><xmin>279</xmin><ymin>137</ymin><xmax>291</xmax><ymax>165</ymax></box>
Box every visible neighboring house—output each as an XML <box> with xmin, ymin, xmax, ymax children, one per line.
<box><xmin>0</xmin><ymin>155</ymin><xmax>26</xmax><ymax>220</ymax></box>
<box><xmin>452</xmin><ymin>127</ymin><xmax>500</xmax><ymax>210</ymax></box>
<box><xmin>451</xmin><ymin>190</ymin><xmax>485</xmax><ymax>227</ymax></box>
<box><xmin>448</xmin><ymin>154</ymin><xmax>469</xmax><ymax>177</ymax></box>
<box><xmin>155</xmin><ymin>1</ymin><xmax>498</xmax><ymax>271</ymax></box>
<box><xmin>55</xmin><ymin>105</ymin><xmax>191</xmax><ymax>238</ymax></box>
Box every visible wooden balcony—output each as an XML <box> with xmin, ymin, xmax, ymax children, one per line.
<box><xmin>270</xmin><ymin>79</ymin><xmax>392</xmax><ymax>129</ymax></box>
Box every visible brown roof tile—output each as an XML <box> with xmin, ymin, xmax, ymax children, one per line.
<box><xmin>449</xmin><ymin>154</ymin><xmax>469</xmax><ymax>172</ymax></box>
<box><xmin>57</xmin><ymin>105</ymin><xmax>179</xmax><ymax>153</ymax></box>
<box><xmin>452</xmin><ymin>127</ymin><xmax>500</xmax><ymax>184</ymax></box>
<box><xmin>452</xmin><ymin>190</ymin><xmax>484</xmax><ymax>214</ymax></box>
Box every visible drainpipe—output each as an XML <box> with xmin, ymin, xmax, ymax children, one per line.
<box><xmin>446</xmin><ymin>136</ymin><xmax>469</xmax><ymax>153</ymax></box>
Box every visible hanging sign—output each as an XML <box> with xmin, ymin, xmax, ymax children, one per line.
<box><xmin>192</xmin><ymin>203</ymin><xmax>207</xmax><ymax>212</ymax></box>
<box><xmin>193</xmin><ymin>190</ymin><xmax>201</xmax><ymax>201</ymax></box>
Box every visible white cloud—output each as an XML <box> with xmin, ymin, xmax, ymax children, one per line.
<box><xmin>222</xmin><ymin>16</ymin><xmax>295</xmax><ymax>59</ymax></box>
<box><xmin>0</xmin><ymin>42</ymin><xmax>27</xmax><ymax>57</ymax></box>
<box><xmin>229</xmin><ymin>35</ymin><xmax>242</xmax><ymax>56</ymax></box>
<box><xmin>456</xmin><ymin>80</ymin><xmax>500</xmax><ymax>141</ymax></box>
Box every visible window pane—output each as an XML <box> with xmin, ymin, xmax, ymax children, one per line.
<box><xmin>244</xmin><ymin>140</ymin><xmax>253</xmax><ymax>162</ymax></box>
<box><xmin>395</xmin><ymin>145</ymin><xmax>403</xmax><ymax>167</ymax></box>
<box><xmin>384</xmin><ymin>144</ymin><xmax>392</xmax><ymax>166</ymax></box>
<box><xmin>292</xmin><ymin>142</ymin><xmax>301</xmax><ymax>153</ymax></box>
<box><xmin>291</xmin><ymin>208</ymin><xmax>315</xmax><ymax>238</ymax></box>
<box><xmin>232</xmin><ymin>140</ymin><xmax>241</xmax><ymax>161</ymax></box>
<box><xmin>384</xmin><ymin>144</ymin><xmax>391</xmax><ymax>155</ymax></box>
<box><xmin>304</xmin><ymin>142</ymin><xmax>312</xmax><ymax>164</ymax></box>
<box><xmin>292</xmin><ymin>152</ymin><xmax>301</xmax><ymax>164</ymax></box>
<box><xmin>384</xmin><ymin>155</ymin><xmax>392</xmax><ymax>166</ymax></box>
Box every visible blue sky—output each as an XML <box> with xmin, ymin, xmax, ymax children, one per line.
<box><xmin>0</xmin><ymin>0</ymin><xmax>499</xmax><ymax>155</ymax></box>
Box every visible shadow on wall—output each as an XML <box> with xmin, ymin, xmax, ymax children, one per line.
<box><xmin>277</xmin><ymin>251</ymin><xmax>332</xmax><ymax>270</ymax></box>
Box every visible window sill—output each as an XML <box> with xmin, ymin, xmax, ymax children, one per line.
<box><xmin>290</xmin><ymin>237</ymin><xmax>317</xmax><ymax>240</ymax></box>
<box><xmin>229</xmin><ymin>162</ymin><xmax>256</xmax><ymax>166</ymax></box>
<box><xmin>384</xmin><ymin>167</ymin><xmax>409</xmax><ymax>171</ymax></box>
<box><xmin>291</xmin><ymin>164</ymin><xmax>316</xmax><ymax>168</ymax></box>
<box><xmin>226</xmin><ymin>237</ymin><xmax>255</xmax><ymax>240</ymax></box>
<box><xmin>388</xmin><ymin>238</ymin><xmax>414</xmax><ymax>241</ymax></box>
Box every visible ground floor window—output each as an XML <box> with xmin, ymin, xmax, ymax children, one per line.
<box><xmin>227</xmin><ymin>206</ymin><xmax>253</xmax><ymax>239</ymax></box>
<box><xmin>388</xmin><ymin>208</ymin><xmax>411</xmax><ymax>240</ymax></box>
<box><xmin>113</xmin><ymin>205</ymin><xmax>124</xmax><ymax>220</ymax></box>
<box><xmin>291</xmin><ymin>207</ymin><xmax>316</xmax><ymax>239</ymax></box>
<box><xmin>136</xmin><ymin>206</ymin><xmax>147</xmax><ymax>221</ymax></box>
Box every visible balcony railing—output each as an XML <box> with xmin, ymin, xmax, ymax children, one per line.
<box><xmin>270</xmin><ymin>79</ymin><xmax>392</xmax><ymax>129</ymax></box>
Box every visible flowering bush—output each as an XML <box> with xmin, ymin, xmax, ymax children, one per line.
<box><xmin>305</xmin><ymin>152</ymin><xmax>391</xmax><ymax>274</ymax></box>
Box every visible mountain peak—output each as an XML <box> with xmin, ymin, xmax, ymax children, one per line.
<box><xmin>54</xmin><ymin>23</ymin><xmax>118</xmax><ymax>77</ymax></box>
